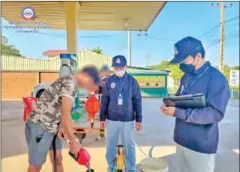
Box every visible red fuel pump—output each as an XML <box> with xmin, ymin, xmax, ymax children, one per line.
<box><xmin>85</xmin><ymin>94</ymin><xmax>100</xmax><ymax>126</ymax></box>
<box><xmin>22</xmin><ymin>97</ymin><xmax>37</xmax><ymax>122</ymax></box>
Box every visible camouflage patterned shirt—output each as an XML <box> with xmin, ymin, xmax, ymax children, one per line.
<box><xmin>28</xmin><ymin>75</ymin><xmax>76</xmax><ymax>133</ymax></box>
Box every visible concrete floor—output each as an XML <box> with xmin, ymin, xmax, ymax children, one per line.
<box><xmin>1</xmin><ymin>99</ymin><xmax>239</xmax><ymax>172</ymax></box>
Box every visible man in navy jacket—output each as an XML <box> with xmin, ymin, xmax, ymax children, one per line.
<box><xmin>100</xmin><ymin>55</ymin><xmax>142</xmax><ymax>172</ymax></box>
<box><xmin>161</xmin><ymin>37</ymin><xmax>230</xmax><ymax>172</ymax></box>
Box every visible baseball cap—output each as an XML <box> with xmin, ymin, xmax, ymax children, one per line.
<box><xmin>81</xmin><ymin>66</ymin><xmax>101</xmax><ymax>85</ymax></box>
<box><xmin>169</xmin><ymin>36</ymin><xmax>205</xmax><ymax>64</ymax></box>
<box><xmin>100</xmin><ymin>64</ymin><xmax>110</xmax><ymax>71</ymax></box>
<box><xmin>112</xmin><ymin>55</ymin><xmax>127</xmax><ymax>67</ymax></box>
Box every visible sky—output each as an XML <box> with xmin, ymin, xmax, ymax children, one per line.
<box><xmin>2</xmin><ymin>2</ymin><xmax>239</xmax><ymax>67</ymax></box>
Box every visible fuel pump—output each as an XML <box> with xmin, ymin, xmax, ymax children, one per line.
<box><xmin>59</xmin><ymin>53</ymin><xmax>77</xmax><ymax>77</ymax></box>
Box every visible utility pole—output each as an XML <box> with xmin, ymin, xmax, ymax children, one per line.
<box><xmin>212</xmin><ymin>2</ymin><xmax>233</xmax><ymax>73</ymax></box>
<box><xmin>127</xmin><ymin>31</ymin><xmax>131</xmax><ymax>66</ymax></box>
<box><xmin>219</xmin><ymin>2</ymin><xmax>225</xmax><ymax>73</ymax></box>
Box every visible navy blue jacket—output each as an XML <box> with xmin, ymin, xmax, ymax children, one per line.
<box><xmin>100</xmin><ymin>73</ymin><xmax>142</xmax><ymax>122</ymax></box>
<box><xmin>174</xmin><ymin>61</ymin><xmax>230</xmax><ymax>154</ymax></box>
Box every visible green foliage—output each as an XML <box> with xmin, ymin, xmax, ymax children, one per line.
<box><xmin>230</xmin><ymin>85</ymin><xmax>239</xmax><ymax>89</ymax></box>
<box><xmin>149</xmin><ymin>60</ymin><xmax>183</xmax><ymax>94</ymax></box>
<box><xmin>91</xmin><ymin>47</ymin><xmax>103</xmax><ymax>55</ymax></box>
<box><xmin>149</xmin><ymin>60</ymin><xmax>183</xmax><ymax>83</ymax></box>
<box><xmin>151</xmin><ymin>60</ymin><xmax>239</xmax><ymax>82</ymax></box>
<box><xmin>223</xmin><ymin>65</ymin><xmax>232</xmax><ymax>81</ymax></box>
<box><xmin>149</xmin><ymin>60</ymin><xmax>240</xmax><ymax>94</ymax></box>
<box><xmin>1</xmin><ymin>35</ymin><xmax>23</xmax><ymax>57</ymax></box>
<box><xmin>222</xmin><ymin>65</ymin><xmax>240</xmax><ymax>81</ymax></box>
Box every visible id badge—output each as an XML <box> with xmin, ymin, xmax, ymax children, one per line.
<box><xmin>118</xmin><ymin>94</ymin><xmax>123</xmax><ymax>105</ymax></box>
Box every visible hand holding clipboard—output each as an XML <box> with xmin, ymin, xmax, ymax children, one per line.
<box><xmin>162</xmin><ymin>93</ymin><xmax>206</xmax><ymax>108</ymax></box>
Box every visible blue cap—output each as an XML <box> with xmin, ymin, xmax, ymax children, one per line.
<box><xmin>100</xmin><ymin>64</ymin><xmax>110</xmax><ymax>71</ymax></box>
<box><xmin>81</xmin><ymin>66</ymin><xmax>101</xmax><ymax>85</ymax></box>
<box><xmin>169</xmin><ymin>36</ymin><xmax>205</xmax><ymax>64</ymax></box>
<box><xmin>112</xmin><ymin>55</ymin><xmax>127</xmax><ymax>67</ymax></box>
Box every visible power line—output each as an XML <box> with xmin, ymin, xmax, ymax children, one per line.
<box><xmin>145</xmin><ymin>35</ymin><xmax>177</xmax><ymax>42</ymax></box>
<box><xmin>206</xmin><ymin>31</ymin><xmax>239</xmax><ymax>48</ymax></box>
<box><xmin>131</xmin><ymin>31</ymin><xmax>177</xmax><ymax>42</ymax></box>
<box><xmin>225</xmin><ymin>16</ymin><xmax>240</xmax><ymax>23</ymax></box>
<box><xmin>134</xmin><ymin>16</ymin><xmax>238</xmax><ymax>43</ymax></box>
<box><xmin>200</xmin><ymin>15</ymin><xmax>239</xmax><ymax>39</ymax></box>
<box><xmin>133</xmin><ymin>32</ymin><xmax>177</xmax><ymax>42</ymax></box>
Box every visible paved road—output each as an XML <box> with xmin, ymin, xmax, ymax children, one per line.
<box><xmin>1</xmin><ymin>99</ymin><xmax>239</xmax><ymax>172</ymax></box>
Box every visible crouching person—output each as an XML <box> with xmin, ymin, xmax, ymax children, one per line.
<box><xmin>25</xmin><ymin>66</ymin><xmax>100</xmax><ymax>172</ymax></box>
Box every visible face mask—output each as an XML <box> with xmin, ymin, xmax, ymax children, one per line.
<box><xmin>179</xmin><ymin>63</ymin><xmax>195</xmax><ymax>74</ymax></box>
<box><xmin>115</xmin><ymin>70</ymin><xmax>125</xmax><ymax>77</ymax></box>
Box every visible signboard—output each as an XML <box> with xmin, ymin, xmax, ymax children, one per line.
<box><xmin>230</xmin><ymin>70</ymin><xmax>239</xmax><ymax>86</ymax></box>
<box><xmin>134</xmin><ymin>76</ymin><xmax>165</xmax><ymax>88</ymax></box>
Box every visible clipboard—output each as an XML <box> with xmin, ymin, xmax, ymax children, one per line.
<box><xmin>162</xmin><ymin>93</ymin><xmax>206</xmax><ymax>108</ymax></box>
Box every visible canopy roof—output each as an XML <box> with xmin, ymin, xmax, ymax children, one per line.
<box><xmin>43</xmin><ymin>50</ymin><xmax>68</xmax><ymax>56</ymax></box>
<box><xmin>2</xmin><ymin>1</ymin><xmax>166</xmax><ymax>31</ymax></box>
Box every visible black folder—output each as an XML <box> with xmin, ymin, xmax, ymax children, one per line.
<box><xmin>163</xmin><ymin>93</ymin><xmax>206</xmax><ymax>108</ymax></box>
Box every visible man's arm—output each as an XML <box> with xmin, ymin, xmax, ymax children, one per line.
<box><xmin>60</xmin><ymin>77</ymin><xmax>81</xmax><ymax>155</ymax></box>
<box><xmin>100</xmin><ymin>81</ymin><xmax>110</xmax><ymax>122</ymax></box>
<box><xmin>174</xmin><ymin>75</ymin><xmax>230</xmax><ymax>124</ymax></box>
<box><xmin>61</xmin><ymin>97</ymin><xmax>78</xmax><ymax>144</ymax></box>
<box><xmin>132</xmin><ymin>79</ymin><xmax>143</xmax><ymax>123</ymax></box>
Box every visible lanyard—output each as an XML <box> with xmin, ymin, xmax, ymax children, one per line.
<box><xmin>181</xmin><ymin>67</ymin><xmax>209</xmax><ymax>95</ymax></box>
<box><xmin>118</xmin><ymin>77</ymin><xmax>126</xmax><ymax>96</ymax></box>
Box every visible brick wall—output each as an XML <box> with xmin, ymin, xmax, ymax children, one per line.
<box><xmin>2</xmin><ymin>71</ymin><xmax>58</xmax><ymax>100</ymax></box>
<box><xmin>40</xmin><ymin>72</ymin><xmax>59</xmax><ymax>82</ymax></box>
<box><xmin>2</xmin><ymin>72</ymin><xmax>39</xmax><ymax>100</ymax></box>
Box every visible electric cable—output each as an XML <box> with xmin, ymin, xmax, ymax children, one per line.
<box><xmin>205</xmin><ymin>31</ymin><xmax>239</xmax><ymax>49</ymax></box>
<box><xmin>200</xmin><ymin>16</ymin><xmax>239</xmax><ymax>38</ymax></box>
<box><xmin>133</xmin><ymin>32</ymin><xmax>177</xmax><ymax>42</ymax></box>
<box><xmin>145</xmin><ymin>35</ymin><xmax>177</xmax><ymax>42</ymax></box>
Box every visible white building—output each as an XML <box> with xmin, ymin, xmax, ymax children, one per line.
<box><xmin>230</xmin><ymin>70</ymin><xmax>239</xmax><ymax>86</ymax></box>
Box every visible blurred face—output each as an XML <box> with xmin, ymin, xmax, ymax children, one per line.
<box><xmin>75</xmin><ymin>72</ymin><xmax>96</xmax><ymax>91</ymax></box>
<box><xmin>101</xmin><ymin>70</ymin><xmax>110</xmax><ymax>77</ymax></box>
<box><xmin>114</xmin><ymin>66</ymin><xmax>127</xmax><ymax>77</ymax></box>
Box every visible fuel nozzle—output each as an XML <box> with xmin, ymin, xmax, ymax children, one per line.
<box><xmin>69</xmin><ymin>148</ymin><xmax>94</xmax><ymax>171</ymax></box>
<box><xmin>86</xmin><ymin>165</ymin><xmax>95</xmax><ymax>172</ymax></box>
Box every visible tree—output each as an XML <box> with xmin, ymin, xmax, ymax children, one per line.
<box><xmin>91</xmin><ymin>47</ymin><xmax>103</xmax><ymax>55</ymax></box>
<box><xmin>149</xmin><ymin>60</ymin><xmax>183</xmax><ymax>83</ymax></box>
<box><xmin>1</xmin><ymin>35</ymin><xmax>23</xmax><ymax>57</ymax></box>
<box><xmin>222</xmin><ymin>65</ymin><xmax>240</xmax><ymax>81</ymax></box>
<box><xmin>152</xmin><ymin>60</ymin><xmax>239</xmax><ymax>82</ymax></box>
<box><xmin>150</xmin><ymin>60</ymin><xmax>183</xmax><ymax>93</ymax></box>
<box><xmin>232</xmin><ymin>66</ymin><xmax>240</xmax><ymax>70</ymax></box>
